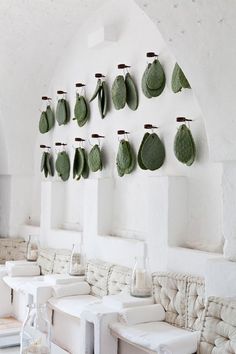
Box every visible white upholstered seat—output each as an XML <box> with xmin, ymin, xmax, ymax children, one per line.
<box><xmin>48</xmin><ymin>294</ymin><xmax>100</xmax><ymax>319</ymax></box>
<box><xmin>110</xmin><ymin>321</ymin><xmax>199</xmax><ymax>354</ymax></box>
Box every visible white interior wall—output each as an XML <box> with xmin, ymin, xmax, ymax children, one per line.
<box><xmin>32</xmin><ymin>0</ymin><xmax>223</xmax><ymax>268</ymax></box>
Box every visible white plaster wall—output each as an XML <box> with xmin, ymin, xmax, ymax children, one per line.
<box><xmin>35</xmin><ymin>0</ymin><xmax>222</xmax><ymax>260</ymax></box>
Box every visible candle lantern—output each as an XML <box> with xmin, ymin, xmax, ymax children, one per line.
<box><xmin>20</xmin><ymin>304</ymin><xmax>50</xmax><ymax>354</ymax></box>
<box><xmin>130</xmin><ymin>256</ymin><xmax>152</xmax><ymax>298</ymax></box>
<box><xmin>68</xmin><ymin>243</ymin><xmax>85</xmax><ymax>276</ymax></box>
<box><xmin>26</xmin><ymin>235</ymin><xmax>39</xmax><ymax>262</ymax></box>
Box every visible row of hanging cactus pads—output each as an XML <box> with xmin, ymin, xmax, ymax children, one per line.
<box><xmin>39</xmin><ymin>58</ymin><xmax>196</xmax><ymax>181</ymax></box>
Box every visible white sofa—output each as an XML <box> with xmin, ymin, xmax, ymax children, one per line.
<box><xmin>48</xmin><ymin>262</ymin><xmax>205</xmax><ymax>354</ymax></box>
<box><xmin>110</xmin><ymin>273</ymin><xmax>205</xmax><ymax>354</ymax></box>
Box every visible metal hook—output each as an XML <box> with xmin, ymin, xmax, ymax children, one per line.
<box><xmin>144</xmin><ymin>124</ymin><xmax>158</xmax><ymax>134</ymax></box>
<box><xmin>57</xmin><ymin>90</ymin><xmax>67</xmax><ymax>100</ymax></box>
<box><xmin>95</xmin><ymin>73</ymin><xmax>105</xmax><ymax>79</ymax></box>
<box><xmin>89</xmin><ymin>134</ymin><xmax>105</xmax><ymax>147</ymax></box>
<box><xmin>117</xmin><ymin>130</ymin><xmax>130</xmax><ymax>142</ymax></box>
<box><xmin>75</xmin><ymin>83</ymin><xmax>86</xmax><ymax>96</ymax></box>
<box><xmin>55</xmin><ymin>142</ymin><xmax>67</xmax><ymax>153</ymax></box>
<box><xmin>74</xmin><ymin>137</ymin><xmax>86</xmax><ymax>149</ymax></box>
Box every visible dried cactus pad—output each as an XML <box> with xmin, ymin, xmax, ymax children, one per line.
<box><xmin>174</xmin><ymin>124</ymin><xmax>195</xmax><ymax>165</ymax></box>
<box><xmin>146</xmin><ymin>59</ymin><xmax>165</xmax><ymax>90</ymax></box>
<box><xmin>142</xmin><ymin>64</ymin><xmax>152</xmax><ymax>98</ymax></box>
<box><xmin>46</xmin><ymin>153</ymin><xmax>54</xmax><ymax>177</ymax></box>
<box><xmin>138</xmin><ymin>132</ymin><xmax>150</xmax><ymax>170</ymax></box>
<box><xmin>56</xmin><ymin>99</ymin><xmax>67</xmax><ymax>126</ymax></box>
<box><xmin>116</xmin><ymin>140</ymin><xmax>136</xmax><ymax>176</ymax></box>
<box><xmin>88</xmin><ymin>144</ymin><xmax>102</xmax><ymax>172</ymax></box>
<box><xmin>41</xmin><ymin>152</ymin><xmax>54</xmax><ymax>178</ymax></box>
<box><xmin>39</xmin><ymin>111</ymin><xmax>49</xmax><ymax>134</ymax></box>
<box><xmin>90</xmin><ymin>79</ymin><xmax>102</xmax><ymax>102</ymax></box>
<box><xmin>112</xmin><ymin>75</ymin><xmax>127</xmax><ymax>110</ymax></box>
<box><xmin>142</xmin><ymin>61</ymin><xmax>165</xmax><ymax>98</ymax></box>
<box><xmin>125</xmin><ymin>73</ymin><xmax>138</xmax><ymax>111</ymax></box>
<box><xmin>55</xmin><ymin>151</ymin><xmax>70</xmax><ymax>181</ymax></box>
<box><xmin>171</xmin><ymin>63</ymin><xmax>191</xmax><ymax>93</ymax></box>
<box><xmin>74</xmin><ymin>95</ymin><xmax>87</xmax><ymax>121</ymax></box>
<box><xmin>117</xmin><ymin>140</ymin><xmax>132</xmax><ymax>171</ymax></box>
<box><xmin>141</xmin><ymin>133</ymin><xmax>165</xmax><ymax>170</ymax></box>
<box><xmin>46</xmin><ymin>105</ymin><xmax>55</xmax><ymax>130</ymax></box>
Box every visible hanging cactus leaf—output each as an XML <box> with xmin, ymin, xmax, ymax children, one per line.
<box><xmin>98</xmin><ymin>86</ymin><xmax>104</xmax><ymax>119</ymax></box>
<box><xmin>46</xmin><ymin>153</ymin><xmax>54</xmax><ymax>176</ymax></box>
<box><xmin>125</xmin><ymin>73</ymin><xmax>138</xmax><ymax>111</ymax></box>
<box><xmin>65</xmin><ymin>99</ymin><xmax>70</xmax><ymax>123</ymax></box>
<box><xmin>125</xmin><ymin>142</ymin><xmax>136</xmax><ymax>174</ymax></box>
<box><xmin>112</xmin><ymin>75</ymin><xmax>126</xmax><ymax>110</ymax></box>
<box><xmin>179</xmin><ymin>66</ymin><xmax>191</xmax><ymax>89</ymax></box>
<box><xmin>82</xmin><ymin>149</ymin><xmax>89</xmax><ymax>179</ymax></box>
<box><xmin>141</xmin><ymin>133</ymin><xmax>165</xmax><ymax>170</ymax></box>
<box><xmin>56</xmin><ymin>151</ymin><xmax>70</xmax><ymax>181</ymax></box>
<box><xmin>41</xmin><ymin>152</ymin><xmax>46</xmax><ymax>172</ymax></box>
<box><xmin>73</xmin><ymin>148</ymin><xmax>79</xmax><ymax>179</ymax></box>
<box><xmin>174</xmin><ymin>124</ymin><xmax>195</xmax><ymax>165</ymax></box>
<box><xmin>90</xmin><ymin>79</ymin><xmax>102</xmax><ymax>102</ymax></box>
<box><xmin>171</xmin><ymin>63</ymin><xmax>182</xmax><ymax>93</ymax></box>
<box><xmin>56</xmin><ymin>99</ymin><xmax>67</xmax><ymax>126</ymax></box>
<box><xmin>117</xmin><ymin>140</ymin><xmax>132</xmax><ymax>172</ymax></box>
<box><xmin>141</xmin><ymin>64</ymin><xmax>152</xmax><ymax>99</ymax></box>
<box><xmin>74</xmin><ymin>94</ymin><xmax>87</xmax><ymax>125</ymax></box>
<box><xmin>77</xmin><ymin>147</ymin><xmax>85</xmax><ymax>178</ymax></box>
<box><xmin>46</xmin><ymin>105</ymin><xmax>55</xmax><ymax>130</ymax></box>
<box><xmin>146</xmin><ymin>59</ymin><xmax>165</xmax><ymax>90</ymax></box>
<box><xmin>88</xmin><ymin>144</ymin><xmax>102</xmax><ymax>172</ymax></box>
<box><xmin>39</xmin><ymin>111</ymin><xmax>49</xmax><ymax>134</ymax></box>
<box><xmin>172</xmin><ymin>63</ymin><xmax>191</xmax><ymax>93</ymax></box>
<box><xmin>138</xmin><ymin>132</ymin><xmax>150</xmax><ymax>170</ymax></box>
<box><xmin>102</xmin><ymin>81</ymin><xmax>108</xmax><ymax>118</ymax></box>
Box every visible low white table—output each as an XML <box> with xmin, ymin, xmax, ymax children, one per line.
<box><xmin>80</xmin><ymin>294</ymin><xmax>154</xmax><ymax>354</ymax></box>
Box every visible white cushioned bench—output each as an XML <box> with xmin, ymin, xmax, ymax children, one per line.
<box><xmin>110</xmin><ymin>273</ymin><xmax>205</xmax><ymax>354</ymax></box>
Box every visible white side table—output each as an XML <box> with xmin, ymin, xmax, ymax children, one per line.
<box><xmin>80</xmin><ymin>294</ymin><xmax>154</xmax><ymax>354</ymax></box>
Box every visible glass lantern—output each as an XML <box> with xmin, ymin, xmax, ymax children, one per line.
<box><xmin>26</xmin><ymin>236</ymin><xmax>39</xmax><ymax>262</ymax></box>
<box><xmin>68</xmin><ymin>243</ymin><xmax>85</xmax><ymax>276</ymax></box>
<box><xmin>20</xmin><ymin>304</ymin><xmax>51</xmax><ymax>354</ymax></box>
<box><xmin>130</xmin><ymin>256</ymin><xmax>153</xmax><ymax>298</ymax></box>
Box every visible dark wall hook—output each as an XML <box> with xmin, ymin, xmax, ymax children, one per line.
<box><xmin>57</xmin><ymin>90</ymin><xmax>67</xmax><ymax>95</ymax></box>
<box><xmin>75</xmin><ymin>137</ymin><xmax>86</xmax><ymax>142</ymax></box>
<box><xmin>117</xmin><ymin>130</ymin><xmax>130</xmax><ymax>135</ymax></box>
<box><xmin>176</xmin><ymin>117</ymin><xmax>193</xmax><ymax>122</ymax></box>
<box><xmin>40</xmin><ymin>144</ymin><xmax>51</xmax><ymax>149</ymax></box>
<box><xmin>75</xmin><ymin>83</ymin><xmax>86</xmax><ymax>88</ymax></box>
<box><xmin>118</xmin><ymin>64</ymin><xmax>131</xmax><ymax>69</ymax></box>
<box><xmin>55</xmin><ymin>142</ymin><xmax>67</xmax><ymax>146</ymax></box>
<box><xmin>144</xmin><ymin>124</ymin><xmax>158</xmax><ymax>129</ymax></box>
<box><xmin>95</xmin><ymin>73</ymin><xmax>105</xmax><ymax>78</ymax></box>
<box><xmin>91</xmin><ymin>134</ymin><xmax>105</xmax><ymax>139</ymax></box>
<box><xmin>42</xmin><ymin>96</ymin><xmax>52</xmax><ymax>101</ymax></box>
<box><xmin>146</xmin><ymin>52</ymin><xmax>158</xmax><ymax>58</ymax></box>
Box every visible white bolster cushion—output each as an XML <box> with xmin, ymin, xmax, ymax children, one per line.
<box><xmin>8</xmin><ymin>264</ymin><xmax>40</xmax><ymax>277</ymax></box>
<box><xmin>158</xmin><ymin>332</ymin><xmax>199</xmax><ymax>354</ymax></box>
<box><xmin>119</xmin><ymin>304</ymin><xmax>165</xmax><ymax>325</ymax></box>
<box><xmin>52</xmin><ymin>281</ymin><xmax>90</xmax><ymax>298</ymax></box>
